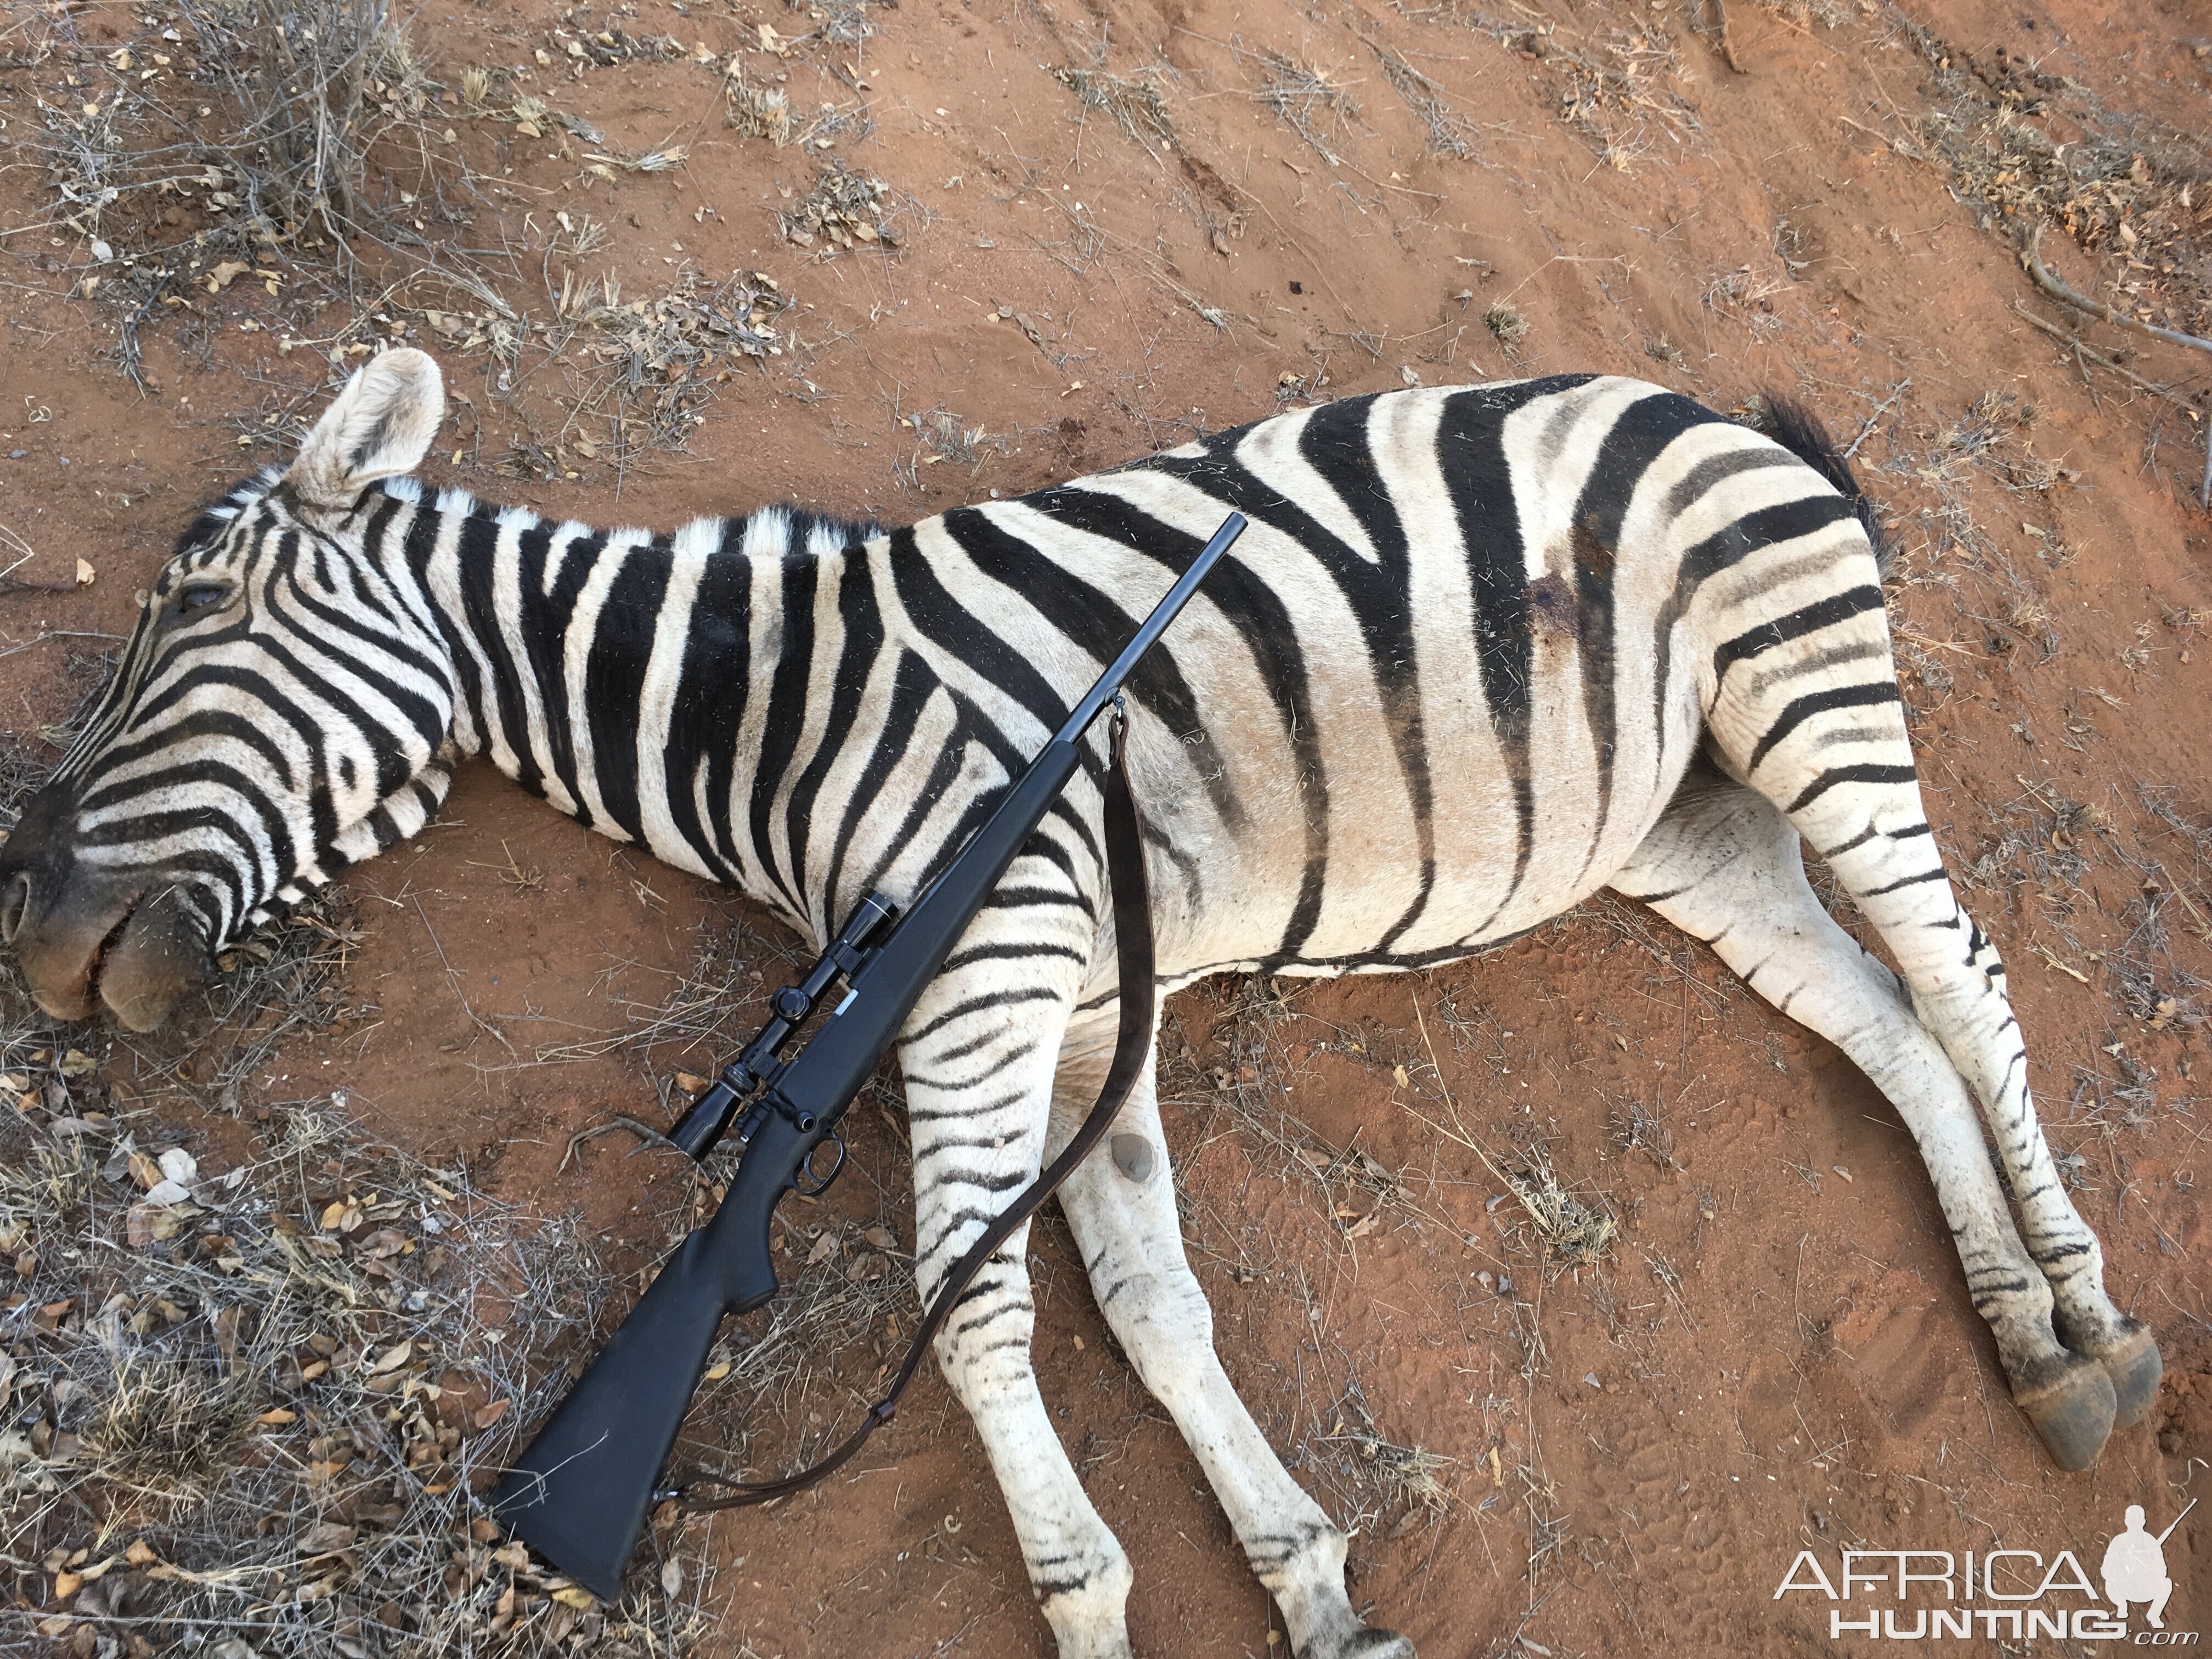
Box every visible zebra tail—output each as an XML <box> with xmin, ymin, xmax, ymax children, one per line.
<box><xmin>1756</xmin><ymin>391</ymin><xmax>1899</xmax><ymax>579</ymax></box>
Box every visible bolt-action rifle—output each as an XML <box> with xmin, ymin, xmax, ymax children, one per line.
<box><xmin>490</xmin><ymin>511</ymin><xmax>1247</xmax><ymax>1599</ymax></box>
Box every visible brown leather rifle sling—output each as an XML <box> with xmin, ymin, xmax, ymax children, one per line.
<box><xmin>667</xmin><ymin>703</ymin><xmax>1156</xmax><ymax>1512</ymax></box>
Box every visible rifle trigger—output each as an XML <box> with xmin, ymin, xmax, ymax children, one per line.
<box><xmin>794</xmin><ymin>1130</ymin><xmax>847</xmax><ymax>1197</ymax></box>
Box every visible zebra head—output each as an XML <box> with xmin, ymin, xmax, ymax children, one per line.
<box><xmin>0</xmin><ymin>349</ymin><xmax>456</xmax><ymax>1030</ymax></box>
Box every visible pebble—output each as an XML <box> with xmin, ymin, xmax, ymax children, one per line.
<box><xmin>143</xmin><ymin>1178</ymin><xmax>190</xmax><ymax>1206</ymax></box>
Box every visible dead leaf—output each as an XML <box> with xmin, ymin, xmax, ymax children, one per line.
<box><xmin>205</xmin><ymin>260</ymin><xmax>251</xmax><ymax>293</ymax></box>
<box><xmin>551</xmin><ymin>1585</ymin><xmax>596</xmax><ymax>1610</ymax></box>
<box><xmin>126</xmin><ymin>1202</ymin><xmax>185</xmax><ymax>1246</ymax></box>
<box><xmin>75</xmin><ymin>560</ymin><xmax>95</xmax><ymax>587</ymax></box>
<box><xmin>806</xmin><ymin>1231</ymin><xmax>839</xmax><ymax>1265</ymax></box>
<box><xmin>369</xmin><ymin>1340</ymin><xmax>413</xmax><ymax>1375</ymax></box>
<box><xmin>472</xmin><ymin>1399</ymin><xmax>511</xmax><ymax>1430</ymax></box>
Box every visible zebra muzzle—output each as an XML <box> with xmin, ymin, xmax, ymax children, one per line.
<box><xmin>3</xmin><ymin>872</ymin><xmax>210</xmax><ymax>1031</ymax></box>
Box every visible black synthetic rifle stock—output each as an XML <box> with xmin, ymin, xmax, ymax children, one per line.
<box><xmin>489</xmin><ymin>511</ymin><xmax>1247</xmax><ymax>1600</ymax></box>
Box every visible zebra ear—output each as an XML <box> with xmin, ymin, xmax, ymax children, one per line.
<box><xmin>286</xmin><ymin>347</ymin><xmax>445</xmax><ymax>511</ymax></box>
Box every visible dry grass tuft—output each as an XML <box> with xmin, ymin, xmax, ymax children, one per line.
<box><xmin>1255</xmin><ymin>51</ymin><xmax>1362</xmax><ymax>168</ymax></box>
<box><xmin>1496</xmin><ymin>1139</ymin><xmax>1617</xmax><ymax>1266</ymax></box>
<box><xmin>779</xmin><ymin>163</ymin><xmax>897</xmax><ymax>255</ymax></box>
<box><xmin>20</xmin><ymin>0</ymin><xmax>481</xmax><ymax>385</ymax></box>
<box><xmin>1316</xmin><ymin>1376</ymin><xmax>1453</xmax><ymax>1534</ymax></box>
<box><xmin>1053</xmin><ymin>65</ymin><xmax>1182</xmax><ymax>153</ymax></box>
<box><xmin>1483</xmin><ymin>300</ymin><xmax>1529</xmax><ymax>351</ymax></box>
<box><xmin>726</xmin><ymin>76</ymin><xmax>798</xmax><ymax>146</ymax></box>
<box><xmin>1359</xmin><ymin>34</ymin><xmax>1473</xmax><ymax>160</ymax></box>
<box><xmin>0</xmin><ymin>1087</ymin><xmax>712</xmax><ymax>1657</ymax></box>
<box><xmin>1888</xmin><ymin>7</ymin><xmax>2212</xmax><ymax>342</ymax></box>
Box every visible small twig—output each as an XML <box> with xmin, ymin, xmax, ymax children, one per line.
<box><xmin>2022</xmin><ymin>223</ymin><xmax>2212</xmax><ymax>360</ymax></box>
<box><xmin>1843</xmin><ymin>377</ymin><xmax>1911</xmax><ymax>461</ymax></box>
<box><xmin>2030</xmin><ymin>941</ymin><xmax>2091</xmax><ymax>985</ymax></box>
<box><xmin>412</xmin><ymin>897</ymin><xmax>515</xmax><ymax>1057</ymax></box>
<box><xmin>2011</xmin><ymin>306</ymin><xmax>2202</xmax><ymax>412</ymax></box>
<box><xmin>559</xmin><ymin>1116</ymin><xmax>682</xmax><ymax>1173</ymax></box>
<box><xmin>2073</xmin><ymin>341</ymin><xmax>2102</xmax><ymax>413</ymax></box>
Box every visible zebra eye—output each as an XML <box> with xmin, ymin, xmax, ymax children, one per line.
<box><xmin>171</xmin><ymin>584</ymin><xmax>230</xmax><ymax>618</ymax></box>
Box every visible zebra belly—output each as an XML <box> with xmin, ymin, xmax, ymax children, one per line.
<box><xmin>1149</xmin><ymin>659</ymin><xmax>1699</xmax><ymax>985</ymax></box>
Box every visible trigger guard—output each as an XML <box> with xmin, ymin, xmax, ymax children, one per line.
<box><xmin>794</xmin><ymin>1132</ymin><xmax>846</xmax><ymax>1197</ymax></box>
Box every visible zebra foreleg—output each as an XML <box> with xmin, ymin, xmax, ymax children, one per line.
<box><xmin>1610</xmin><ymin>768</ymin><xmax>2120</xmax><ymax>1469</ymax></box>
<box><xmin>901</xmin><ymin>975</ymin><xmax>1134</xmax><ymax>1657</ymax></box>
<box><xmin>1050</xmin><ymin>1012</ymin><xmax>1415</xmax><ymax>1659</ymax></box>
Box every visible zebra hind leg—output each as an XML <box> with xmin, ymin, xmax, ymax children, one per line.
<box><xmin>1611</xmin><ymin>760</ymin><xmax>2124</xmax><ymax>1469</ymax></box>
<box><xmin>1692</xmin><ymin>545</ymin><xmax>2157</xmax><ymax>1459</ymax></box>
<box><xmin>1050</xmin><ymin>1015</ymin><xmax>1414</xmax><ymax>1659</ymax></box>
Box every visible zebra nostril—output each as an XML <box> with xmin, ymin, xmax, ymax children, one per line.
<box><xmin>0</xmin><ymin>872</ymin><xmax>29</xmax><ymax>944</ymax></box>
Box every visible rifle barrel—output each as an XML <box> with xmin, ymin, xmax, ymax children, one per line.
<box><xmin>1057</xmin><ymin>512</ymin><xmax>1245</xmax><ymax>742</ymax></box>
<box><xmin>2154</xmin><ymin>1497</ymin><xmax>2197</xmax><ymax>1545</ymax></box>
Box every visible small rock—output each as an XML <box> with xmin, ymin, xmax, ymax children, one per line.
<box><xmin>156</xmin><ymin>1147</ymin><xmax>198</xmax><ymax>1185</ymax></box>
<box><xmin>143</xmin><ymin>1179</ymin><xmax>190</xmax><ymax>1206</ymax></box>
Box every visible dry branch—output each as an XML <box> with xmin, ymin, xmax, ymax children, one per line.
<box><xmin>2022</xmin><ymin>223</ymin><xmax>2212</xmax><ymax>360</ymax></box>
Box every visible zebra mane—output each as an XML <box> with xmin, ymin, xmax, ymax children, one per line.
<box><xmin>172</xmin><ymin>467</ymin><xmax>288</xmax><ymax>553</ymax></box>
<box><xmin>354</xmin><ymin>479</ymin><xmax>882</xmax><ymax>560</ymax></box>
<box><xmin>180</xmin><ymin>470</ymin><xmax>881</xmax><ymax>569</ymax></box>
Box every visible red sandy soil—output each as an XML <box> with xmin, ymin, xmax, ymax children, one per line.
<box><xmin>2</xmin><ymin>0</ymin><xmax>2209</xmax><ymax>1652</ymax></box>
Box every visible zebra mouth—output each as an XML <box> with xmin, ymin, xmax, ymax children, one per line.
<box><xmin>84</xmin><ymin>887</ymin><xmax>210</xmax><ymax>1032</ymax></box>
<box><xmin>82</xmin><ymin>899</ymin><xmax>143</xmax><ymax>1017</ymax></box>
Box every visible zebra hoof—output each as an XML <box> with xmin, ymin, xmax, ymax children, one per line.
<box><xmin>2015</xmin><ymin>1352</ymin><xmax>2117</xmax><ymax>1471</ymax></box>
<box><xmin>2099</xmin><ymin>1322</ymin><xmax>2164</xmax><ymax>1430</ymax></box>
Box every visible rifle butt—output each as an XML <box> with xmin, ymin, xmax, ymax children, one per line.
<box><xmin>489</xmin><ymin>1227</ymin><xmax>735</xmax><ymax>1600</ymax></box>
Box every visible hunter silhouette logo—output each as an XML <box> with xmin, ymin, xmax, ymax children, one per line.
<box><xmin>1773</xmin><ymin>1494</ymin><xmax>2198</xmax><ymax>1643</ymax></box>
<box><xmin>2106</xmin><ymin>1501</ymin><xmax>2194</xmax><ymax>1631</ymax></box>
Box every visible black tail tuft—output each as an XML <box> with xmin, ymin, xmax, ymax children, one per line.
<box><xmin>1752</xmin><ymin>392</ymin><xmax>1898</xmax><ymax>579</ymax></box>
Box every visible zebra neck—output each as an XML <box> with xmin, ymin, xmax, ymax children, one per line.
<box><xmin>392</xmin><ymin>484</ymin><xmax>858</xmax><ymax>923</ymax></box>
